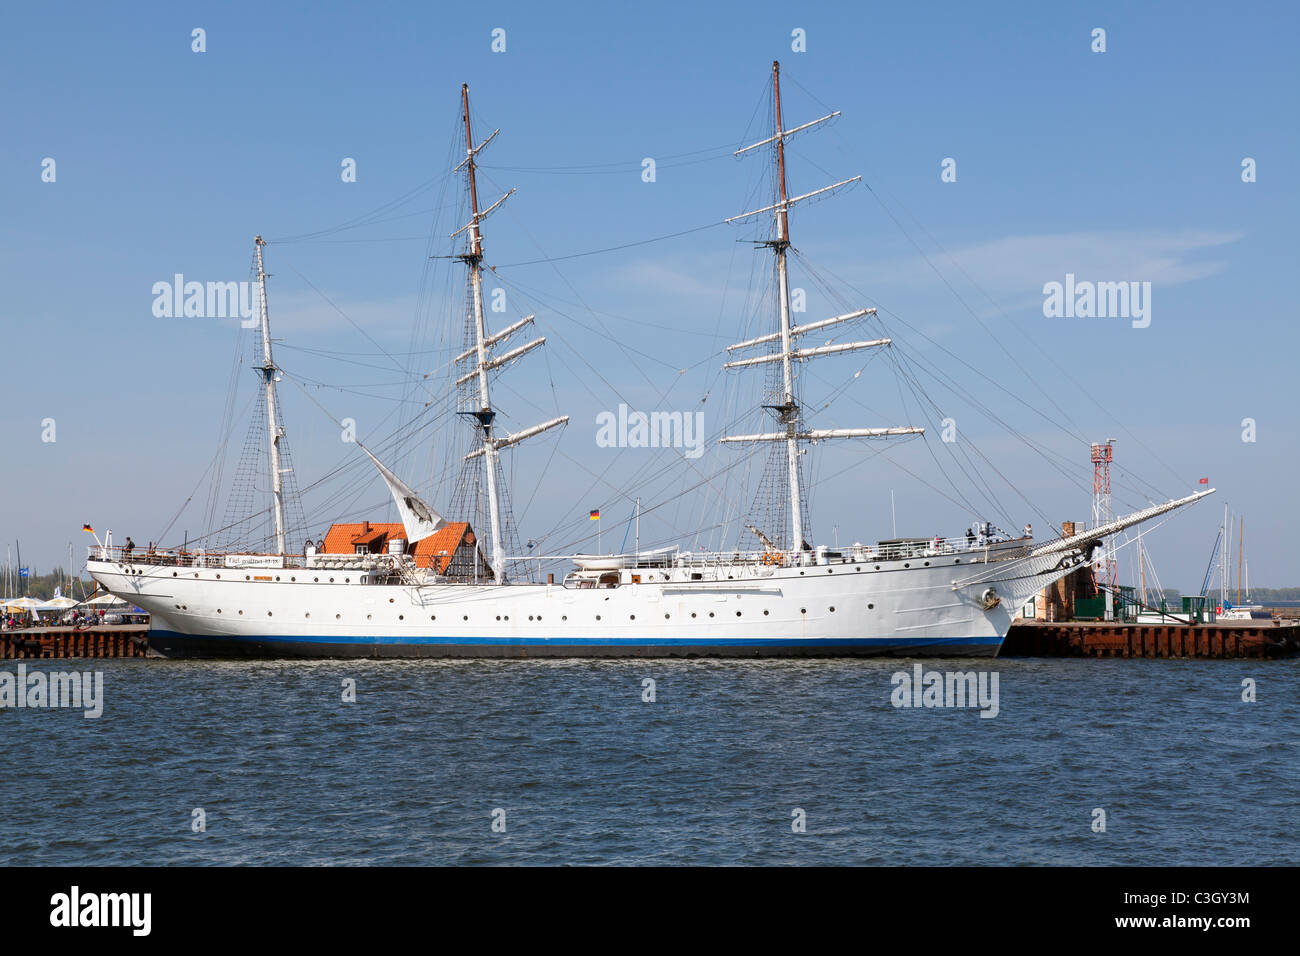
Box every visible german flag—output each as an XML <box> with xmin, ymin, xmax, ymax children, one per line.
<box><xmin>82</xmin><ymin>524</ymin><xmax>94</xmax><ymax>533</ymax></box>
<box><xmin>589</xmin><ymin>510</ymin><xmax>600</xmax><ymax>521</ymax></box>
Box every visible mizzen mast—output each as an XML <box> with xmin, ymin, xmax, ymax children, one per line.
<box><xmin>453</xmin><ymin>84</ymin><xmax>568</xmax><ymax>582</ymax></box>
<box><xmin>254</xmin><ymin>235</ymin><xmax>287</xmax><ymax>555</ymax></box>
<box><xmin>721</xmin><ymin>61</ymin><xmax>922</xmax><ymax>555</ymax></box>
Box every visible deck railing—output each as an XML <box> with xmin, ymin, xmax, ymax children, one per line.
<box><xmin>91</xmin><ymin>533</ymin><xmax>1031</xmax><ymax>575</ymax></box>
<box><xmin>87</xmin><ymin>545</ymin><xmax>389</xmax><ymax>571</ymax></box>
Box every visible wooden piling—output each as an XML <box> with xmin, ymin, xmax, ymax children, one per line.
<box><xmin>1003</xmin><ymin>620</ymin><xmax>1298</xmax><ymax>659</ymax></box>
<box><xmin>0</xmin><ymin>625</ymin><xmax>150</xmax><ymax>659</ymax></box>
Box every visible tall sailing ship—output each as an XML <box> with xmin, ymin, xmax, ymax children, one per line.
<box><xmin>87</xmin><ymin>64</ymin><xmax>1213</xmax><ymax>658</ymax></box>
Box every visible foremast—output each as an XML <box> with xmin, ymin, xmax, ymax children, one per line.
<box><xmin>453</xmin><ymin>84</ymin><xmax>568</xmax><ymax>583</ymax></box>
<box><xmin>254</xmin><ymin>235</ymin><xmax>287</xmax><ymax>555</ymax></box>
<box><xmin>721</xmin><ymin>61</ymin><xmax>922</xmax><ymax>557</ymax></box>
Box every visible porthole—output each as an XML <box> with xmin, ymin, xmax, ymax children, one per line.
<box><xmin>275</xmin><ymin>576</ymin><xmax>281</xmax><ymax>582</ymax></box>
<box><xmin>528</xmin><ymin>615</ymin><xmax>533</xmax><ymax>621</ymax></box>
<box><xmin>245</xmin><ymin>575</ymin><xmax>250</xmax><ymax>581</ymax></box>
<box><xmin>800</xmin><ymin>608</ymin><xmax>807</xmax><ymax>615</ymax></box>
<box><xmin>763</xmin><ymin>609</ymin><xmax>769</xmax><ymax>615</ymax></box>
<box><xmin>172</xmin><ymin>572</ymin><xmax>177</xmax><ymax>578</ymax></box>
<box><xmin>398</xmin><ymin>615</ymin><xmax>404</xmax><ymax>620</ymax></box>
<box><xmin>829</xmin><ymin>606</ymin><xmax>836</xmax><ymax>613</ymax></box>
<box><xmin>827</xmin><ymin>568</ymin><xmax>833</xmax><ymax>574</ymax></box>
<box><xmin>430</xmin><ymin>615</ymin><xmax>436</xmax><ymax>621</ymax></box>
<box><xmin>496</xmin><ymin>615</ymin><xmax>501</xmax><ymax>621</ymax></box>
<box><xmin>691</xmin><ymin>613</ymin><xmax>697</xmax><ymax>618</ymax></box>
<box><xmin>664</xmin><ymin>613</ymin><xmax>670</xmax><ymax>619</ymax></box>
<box><xmin>596</xmin><ymin>615</ymin><xmax>601</xmax><ymax>621</ymax></box>
<box><xmin>463</xmin><ymin>615</ymin><xmax>468</xmax><ymax>621</ymax></box>
<box><xmin>868</xmin><ymin>603</ymin><xmax>874</xmax><ymax>610</ymax></box>
<box><xmin>216</xmin><ymin>574</ymin><xmax>221</xmax><ymax>579</ymax></box>
<box><xmin>367</xmin><ymin>614</ymin><xmax>372</xmax><ymax>621</ymax></box>
<box><xmin>329</xmin><ymin>577</ymin><xmax>335</xmax><ymax>583</ymax></box>
<box><xmin>314</xmin><ymin>577</ymin><xmax>319</xmax><ymax>583</ymax></box>
<box><xmin>799</xmin><ymin>571</ymin><xmax>805</xmax><ymax>576</ymax></box>
<box><xmin>924</xmin><ymin>562</ymin><xmax>930</xmax><ymax>567</ymax></box>
<box><xmin>904</xmin><ymin>563</ymin><xmax>910</xmax><ymax>568</ymax></box>
<box><xmin>953</xmin><ymin>559</ymin><xmax>960</xmax><ymax>564</ymax></box>
<box><xmin>344</xmin><ymin>578</ymin><xmax>349</xmax><ymax>584</ymax></box>
<box><xmin>735</xmin><ymin>611</ymin><xmax>742</xmax><ymax>617</ymax></box>
<box><xmin>708</xmin><ymin>612</ymin><xmax>715</xmax><ymax>618</ymax></box>
<box><xmin>217</xmin><ymin>609</ymin><xmax>222</xmax><ymax>614</ymax></box>
<box><xmin>562</xmin><ymin>615</ymin><xmax>567</xmax><ymax>621</ymax></box>
<box><xmin>267</xmin><ymin>611</ymin><xmax>272</xmax><ymax>617</ymax></box>
<box><xmin>238</xmin><ymin>610</ymin><xmax>243</xmax><ymax>615</ymax></box>
<box><xmin>630</xmin><ymin>614</ymin><xmax>635</xmax><ymax>620</ymax></box>
<box><xmin>875</xmin><ymin>564</ymin><xmax>881</xmax><ymax>570</ymax></box>
<box><xmin>336</xmin><ymin>613</ymin><xmax>341</xmax><ymax>620</ymax></box>
<box><xmin>389</xmin><ymin>598</ymin><xmax>395</xmax><ymax>604</ymax></box>
<box><xmin>305</xmin><ymin>613</ymin><xmax>310</xmax><ymax>619</ymax></box>
<box><xmin>194</xmin><ymin>573</ymin><xmax>199</xmax><ymax>578</ymax></box>
<box><xmin>291</xmin><ymin>576</ymin><xmax>296</xmax><ymax>581</ymax></box>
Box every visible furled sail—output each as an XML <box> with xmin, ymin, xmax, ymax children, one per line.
<box><xmin>361</xmin><ymin>448</ymin><xmax>446</xmax><ymax>544</ymax></box>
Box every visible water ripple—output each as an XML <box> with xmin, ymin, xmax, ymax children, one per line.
<box><xmin>0</xmin><ymin>657</ymin><xmax>1295</xmax><ymax>865</ymax></box>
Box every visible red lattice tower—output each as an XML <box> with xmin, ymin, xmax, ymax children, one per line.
<box><xmin>1091</xmin><ymin>441</ymin><xmax>1117</xmax><ymax>590</ymax></box>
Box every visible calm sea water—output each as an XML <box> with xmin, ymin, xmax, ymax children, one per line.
<box><xmin>2</xmin><ymin>657</ymin><xmax>1295</xmax><ymax>865</ymax></box>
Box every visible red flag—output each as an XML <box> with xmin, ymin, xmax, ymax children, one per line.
<box><xmin>1198</xmin><ymin>477</ymin><xmax>1209</xmax><ymax>484</ymax></box>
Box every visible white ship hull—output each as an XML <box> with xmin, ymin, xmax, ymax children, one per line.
<box><xmin>88</xmin><ymin>541</ymin><xmax>1093</xmax><ymax>658</ymax></box>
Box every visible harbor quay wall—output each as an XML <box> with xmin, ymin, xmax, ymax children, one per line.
<box><xmin>1</xmin><ymin>625</ymin><xmax>150</xmax><ymax>659</ymax></box>
<box><xmin>3</xmin><ymin>622</ymin><xmax>1295</xmax><ymax>660</ymax></box>
<box><xmin>1002</xmin><ymin>620</ymin><xmax>1299</xmax><ymax>659</ymax></box>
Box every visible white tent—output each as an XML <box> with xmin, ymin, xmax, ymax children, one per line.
<box><xmin>84</xmin><ymin>592</ymin><xmax>128</xmax><ymax>607</ymax></box>
<box><xmin>41</xmin><ymin>596</ymin><xmax>78</xmax><ymax>610</ymax></box>
<box><xmin>3</xmin><ymin>596</ymin><xmax>44</xmax><ymax>611</ymax></box>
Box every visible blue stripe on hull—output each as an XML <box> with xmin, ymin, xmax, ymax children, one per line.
<box><xmin>148</xmin><ymin>629</ymin><xmax>1003</xmax><ymax>659</ymax></box>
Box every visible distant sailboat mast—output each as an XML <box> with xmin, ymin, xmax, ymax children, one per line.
<box><xmin>1237</xmin><ymin>517</ymin><xmax>1244</xmax><ymax>606</ymax></box>
<box><xmin>721</xmin><ymin>61</ymin><xmax>922</xmax><ymax>554</ymax></box>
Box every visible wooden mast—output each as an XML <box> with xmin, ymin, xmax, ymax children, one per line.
<box><xmin>461</xmin><ymin>83</ymin><xmax>506</xmax><ymax>583</ymax></box>
<box><xmin>719</xmin><ymin>63</ymin><xmax>920</xmax><ymax>557</ymax></box>
<box><xmin>771</xmin><ymin>60</ymin><xmax>804</xmax><ymax>555</ymax></box>
<box><xmin>254</xmin><ymin>235</ymin><xmax>286</xmax><ymax>555</ymax></box>
<box><xmin>452</xmin><ymin>85</ymin><xmax>568</xmax><ymax>579</ymax></box>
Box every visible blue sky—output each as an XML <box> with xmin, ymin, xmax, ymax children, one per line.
<box><xmin>1</xmin><ymin>0</ymin><xmax>1296</xmax><ymax>591</ymax></box>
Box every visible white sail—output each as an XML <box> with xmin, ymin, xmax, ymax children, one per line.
<box><xmin>362</xmin><ymin>448</ymin><xmax>446</xmax><ymax>544</ymax></box>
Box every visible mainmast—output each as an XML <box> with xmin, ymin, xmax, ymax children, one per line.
<box><xmin>254</xmin><ymin>235</ymin><xmax>287</xmax><ymax>555</ymax></box>
<box><xmin>721</xmin><ymin>61</ymin><xmax>922</xmax><ymax>556</ymax></box>
<box><xmin>453</xmin><ymin>85</ymin><xmax>568</xmax><ymax>582</ymax></box>
<box><xmin>771</xmin><ymin>62</ymin><xmax>803</xmax><ymax>553</ymax></box>
<box><xmin>459</xmin><ymin>85</ymin><xmax>506</xmax><ymax>584</ymax></box>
